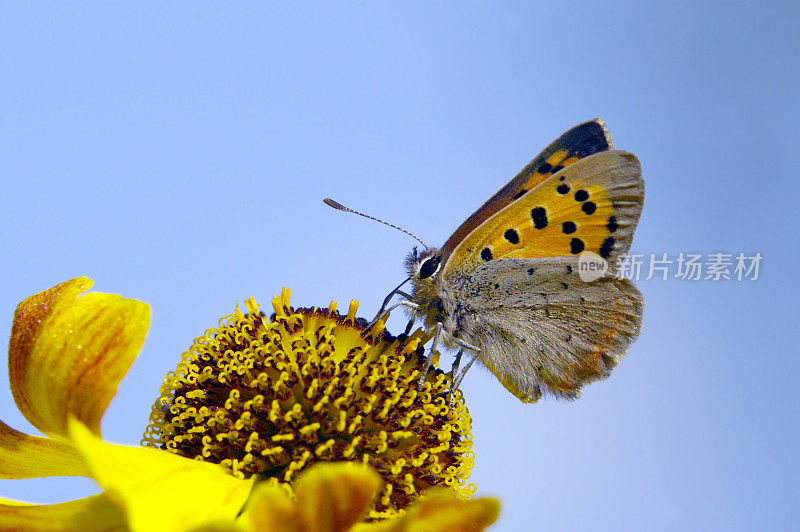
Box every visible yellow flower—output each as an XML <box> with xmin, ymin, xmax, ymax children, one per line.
<box><xmin>143</xmin><ymin>288</ymin><xmax>475</xmax><ymax>518</ymax></box>
<box><xmin>1</xmin><ymin>278</ymin><xmax>499</xmax><ymax>531</ymax></box>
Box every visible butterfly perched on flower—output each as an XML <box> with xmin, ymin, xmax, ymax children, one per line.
<box><xmin>327</xmin><ymin>119</ymin><xmax>644</xmax><ymax>402</ymax></box>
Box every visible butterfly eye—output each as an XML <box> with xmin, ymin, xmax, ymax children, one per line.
<box><xmin>418</xmin><ymin>256</ymin><xmax>441</xmax><ymax>279</ymax></box>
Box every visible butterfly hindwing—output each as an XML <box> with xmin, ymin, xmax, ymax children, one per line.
<box><xmin>440</xmin><ymin>119</ymin><xmax>613</xmax><ymax>260</ymax></box>
<box><xmin>450</xmin><ymin>256</ymin><xmax>643</xmax><ymax>401</ymax></box>
<box><xmin>442</xmin><ymin>150</ymin><xmax>643</xmax><ymax>276</ymax></box>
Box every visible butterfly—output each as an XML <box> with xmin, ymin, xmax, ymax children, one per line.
<box><xmin>327</xmin><ymin>119</ymin><xmax>644</xmax><ymax>402</ymax></box>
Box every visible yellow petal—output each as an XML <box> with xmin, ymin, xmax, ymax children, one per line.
<box><xmin>240</xmin><ymin>464</ymin><xmax>382</xmax><ymax>532</ymax></box>
<box><xmin>405</xmin><ymin>491</ymin><xmax>499</xmax><ymax>532</ymax></box>
<box><xmin>0</xmin><ymin>493</ymin><xmax>126</xmax><ymax>531</ymax></box>
<box><xmin>69</xmin><ymin>418</ymin><xmax>254</xmax><ymax>532</ymax></box>
<box><xmin>239</xmin><ymin>483</ymin><xmax>301</xmax><ymax>532</ymax></box>
<box><xmin>352</xmin><ymin>490</ymin><xmax>500</xmax><ymax>532</ymax></box>
<box><xmin>0</xmin><ymin>420</ymin><xmax>88</xmax><ymax>478</ymax></box>
<box><xmin>187</xmin><ymin>523</ymin><xmax>247</xmax><ymax>532</ymax></box>
<box><xmin>8</xmin><ymin>277</ymin><xmax>150</xmax><ymax>437</ymax></box>
<box><xmin>294</xmin><ymin>463</ymin><xmax>382</xmax><ymax>532</ymax></box>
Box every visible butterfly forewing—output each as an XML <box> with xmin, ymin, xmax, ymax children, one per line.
<box><xmin>440</xmin><ymin>119</ymin><xmax>613</xmax><ymax>260</ymax></box>
<box><xmin>442</xmin><ymin>150</ymin><xmax>643</xmax><ymax>276</ymax></box>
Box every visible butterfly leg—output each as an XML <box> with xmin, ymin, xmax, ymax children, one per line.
<box><xmin>370</xmin><ymin>278</ymin><xmax>412</xmax><ymax>324</ymax></box>
<box><xmin>417</xmin><ymin>322</ymin><xmax>443</xmax><ymax>390</ymax></box>
<box><xmin>382</xmin><ymin>300</ymin><xmax>418</xmax><ymax>320</ymax></box>
<box><xmin>367</xmin><ymin>300</ymin><xmax>419</xmax><ymax>330</ymax></box>
<box><xmin>449</xmin><ymin>351</ymin><xmax>480</xmax><ymax>402</ymax></box>
<box><xmin>454</xmin><ymin>337</ymin><xmax>480</xmax><ymax>352</ymax></box>
<box><xmin>450</xmin><ymin>349</ymin><xmax>464</xmax><ymax>380</ymax></box>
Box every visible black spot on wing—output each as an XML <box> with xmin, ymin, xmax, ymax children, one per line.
<box><xmin>481</xmin><ymin>247</ymin><xmax>493</xmax><ymax>261</ymax></box>
<box><xmin>504</xmin><ymin>228</ymin><xmax>520</xmax><ymax>244</ymax></box>
<box><xmin>599</xmin><ymin>237</ymin><xmax>615</xmax><ymax>259</ymax></box>
<box><xmin>538</xmin><ymin>162</ymin><xmax>552</xmax><ymax>173</ymax></box>
<box><xmin>574</xmin><ymin>190</ymin><xmax>589</xmax><ymax>202</ymax></box>
<box><xmin>562</xmin><ymin>221</ymin><xmax>576</xmax><ymax>234</ymax></box>
<box><xmin>513</xmin><ymin>189</ymin><xmax>527</xmax><ymax>200</ymax></box>
<box><xmin>531</xmin><ymin>207</ymin><xmax>548</xmax><ymax>229</ymax></box>
<box><xmin>582</xmin><ymin>201</ymin><xmax>597</xmax><ymax>215</ymax></box>
<box><xmin>557</xmin><ymin>183</ymin><xmax>570</xmax><ymax>194</ymax></box>
<box><xmin>570</xmin><ymin>238</ymin><xmax>585</xmax><ymax>254</ymax></box>
<box><xmin>607</xmin><ymin>216</ymin><xmax>619</xmax><ymax>233</ymax></box>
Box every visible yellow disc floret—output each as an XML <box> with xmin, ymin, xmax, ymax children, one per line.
<box><xmin>142</xmin><ymin>288</ymin><xmax>475</xmax><ymax>519</ymax></box>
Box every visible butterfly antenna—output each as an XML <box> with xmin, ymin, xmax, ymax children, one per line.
<box><xmin>323</xmin><ymin>198</ymin><xmax>429</xmax><ymax>249</ymax></box>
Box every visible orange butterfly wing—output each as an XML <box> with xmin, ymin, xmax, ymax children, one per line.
<box><xmin>442</xmin><ymin>150</ymin><xmax>643</xmax><ymax>276</ymax></box>
<box><xmin>440</xmin><ymin>118</ymin><xmax>613</xmax><ymax>262</ymax></box>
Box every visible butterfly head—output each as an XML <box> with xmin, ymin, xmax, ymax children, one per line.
<box><xmin>404</xmin><ymin>246</ymin><xmax>446</xmax><ymax>325</ymax></box>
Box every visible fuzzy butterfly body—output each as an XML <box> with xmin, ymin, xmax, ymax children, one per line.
<box><xmin>405</xmin><ymin>119</ymin><xmax>644</xmax><ymax>402</ymax></box>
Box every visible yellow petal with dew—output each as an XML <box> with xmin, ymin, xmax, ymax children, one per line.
<box><xmin>0</xmin><ymin>493</ymin><xmax>126</xmax><ymax>531</ymax></box>
<box><xmin>69</xmin><ymin>418</ymin><xmax>254</xmax><ymax>532</ymax></box>
<box><xmin>0</xmin><ymin>420</ymin><xmax>87</xmax><ymax>478</ymax></box>
<box><xmin>8</xmin><ymin>277</ymin><xmax>150</xmax><ymax>437</ymax></box>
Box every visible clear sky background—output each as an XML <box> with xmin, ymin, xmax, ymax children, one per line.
<box><xmin>1</xmin><ymin>2</ymin><xmax>798</xmax><ymax>530</ymax></box>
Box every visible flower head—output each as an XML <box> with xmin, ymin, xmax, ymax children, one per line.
<box><xmin>143</xmin><ymin>288</ymin><xmax>475</xmax><ymax>518</ymax></box>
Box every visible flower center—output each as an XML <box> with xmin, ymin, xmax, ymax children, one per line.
<box><xmin>142</xmin><ymin>289</ymin><xmax>475</xmax><ymax>518</ymax></box>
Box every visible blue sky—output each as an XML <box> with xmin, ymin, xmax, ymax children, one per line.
<box><xmin>1</xmin><ymin>2</ymin><xmax>798</xmax><ymax>530</ymax></box>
